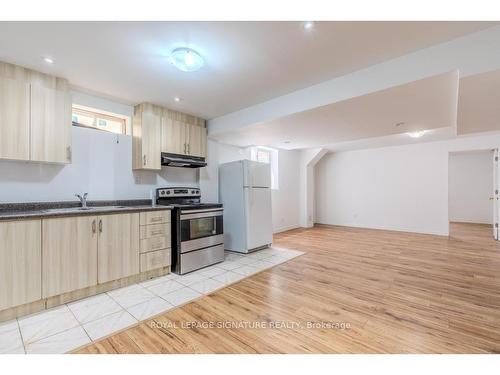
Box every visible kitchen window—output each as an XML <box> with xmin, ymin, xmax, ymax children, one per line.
<box><xmin>250</xmin><ymin>146</ymin><xmax>279</xmax><ymax>190</ymax></box>
<box><xmin>72</xmin><ymin>106</ymin><xmax>128</xmax><ymax>135</ymax></box>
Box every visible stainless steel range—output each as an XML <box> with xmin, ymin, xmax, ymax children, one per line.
<box><xmin>156</xmin><ymin>187</ymin><xmax>224</xmax><ymax>275</ymax></box>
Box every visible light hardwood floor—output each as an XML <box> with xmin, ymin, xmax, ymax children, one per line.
<box><xmin>75</xmin><ymin>223</ymin><xmax>500</xmax><ymax>353</ymax></box>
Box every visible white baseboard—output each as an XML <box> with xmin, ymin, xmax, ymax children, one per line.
<box><xmin>273</xmin><ymin>224</ymin><xmax>300</xmax><ymax>234</ymax></box>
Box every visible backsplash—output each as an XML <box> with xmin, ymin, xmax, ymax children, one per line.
<box><xmin>0</xmin><ymin>126</ymin><xmax>198</xmax><ymax>203</ymax></box>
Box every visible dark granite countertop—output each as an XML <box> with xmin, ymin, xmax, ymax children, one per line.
<box><xmin>0</xmin><ymin>199</ymin><xmax>173</xmax><ymax>221</ymax></box>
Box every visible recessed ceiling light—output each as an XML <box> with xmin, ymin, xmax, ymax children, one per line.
<box><xmin>407</xmin><ymin>130</ymin><xmax>427</xmax><ymax>138</ymax></box>
<box><xmin>170</xmin><ymin>47</ymin><xmax>204</xmax><ymax>72</ymax></box>
<box><xmin>174</xmin><ymin>97</ymin><xmax>181</xmax><ymax>102</ymax></box>
<box><xmin>395</xmin><ymin>122</ymin><xmax>405</xmax><ymax>127</ymax></box>
<box><xmin>284</xmin><ymin>140</ymin><xmax>291</xmax><ymax>144</ymax></box>
<box><xmin>43</xmin><ymin>57</ymin><xmax>54</xmax><ymax>64</ymax></box>
<box><xmin>303</xmin><ymin>21</ymin><xmax>315</xmax><ymax>31</ymax></box>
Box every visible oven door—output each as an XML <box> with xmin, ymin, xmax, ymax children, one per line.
<box><xmin>180</xmin><ymin>209</ymin><xmax>224</xmax><ymax>253</ymax></box>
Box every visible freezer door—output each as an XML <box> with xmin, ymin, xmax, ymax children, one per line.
<box><xmin>244</xmin><ymin>187</ymin><xmax>273</xmax><ymax>250</ymax></box>
<box><xmin>243</xmin><ymin>160</ymin><xmax>271</xmax><ymax>188</ymax></box>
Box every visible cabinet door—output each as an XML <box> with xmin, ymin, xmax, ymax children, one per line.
<box><xmin>0</xmin><ymin>220</ymin><xmax>41</xmax><ymax>310</ymax></box>
<box><xmin>187</xmin><ymin>124</ymin><xmax>206</xmax><ymax>158</ymax></box>
<box><xmin>161</xmin><ymin>115</ymin><xmax>187</xmax><ymax>155</ymax></box>
<box><xmin>30</xmin><ymin>84</ymin><xmax>72</xmax><ymax>164</ymax></box>
<box><xmin>98</xmin><ymin>213</ymin><xmax>140</xmax><ymax>283</ymax></box>
<box><xmin>0</xmin><ymin>77</ymin><xmax>30</xmax><ymax>161</ymax></box>
<box><xmin>140</xmin><ymin>111</ymin><xmax>161</xmax><ymax>170</ymax></box>
<box><xmin>42</xmin><ymin>216</ymin><xmax>98</xmax><ymax>298</ymax></box>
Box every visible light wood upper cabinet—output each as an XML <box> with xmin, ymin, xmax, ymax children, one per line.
<box><xmin>0</xmin><ymin>220</ymin><xmax>41</xmax><ymax>311</ymax></box>
<box><xmin>0</xmin><ymin>77</ymin><xmax>30</xmax><ymax>161</ymax></box>
<box><xmin>161</xmin><ymin>113</ymin><xmax>187</xmax><ymax>155</ymax></box>
<box><xmin>161</xmin><ymin>109</ymin><xmax>207</xmax><ymax>157</ymax></box>
<box><xmin>132</xmin><ymin>103</ymin><xmax>161</xmax><ymax>170</ymax></box>
<box><xmin>0</xmin><ymin>61</ymin><xmax>72</xmax><ymax>164</ymax></box>
<box><xmin>97</xmin><ymin>213</ymin><xmax>140</xmax><ymax>284</ymax></box>
<box><xmin>30</xmin><ymin>84</ymin><xmax>72</xmax><ymax>164</ymax></box>
<box><xmin>187</xmin><ymin>123</ymin><xmax>207</xmax><ymax>158</ymax></box>
<box><xmin>135</xmin><ymin>103</ymin><xmax>207</xmax><ymax>169</ymax></box>
<box><xmin>42</xmin><ymin>216</ymin><xmax>98</xmax><ymax>298</ymax></box>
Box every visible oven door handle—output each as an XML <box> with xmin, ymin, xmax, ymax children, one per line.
<box><xmin>181</xmin><ymin>211</ymin><xmax>223</xmax><ymax>220</ymax></box>
<box><xmin>180</xmin><ymin>208</ymin><xmax>224</xmax><ymax>214</ymax></box>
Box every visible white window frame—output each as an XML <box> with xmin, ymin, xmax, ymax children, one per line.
<box><xmin>250</xmin><ymin>146</ymin><xmax>279</xmax><ymax>190</ymax></box>
<box><xmin>72</xmin><ymin>104</ymin><xmax>131</xmax><ymax>135</ymax></box>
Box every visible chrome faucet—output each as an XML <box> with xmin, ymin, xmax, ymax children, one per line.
<box><xmin>75</xmin><ymin>193</ymin><xmax>89</xmax><ymax>209</ymax></box>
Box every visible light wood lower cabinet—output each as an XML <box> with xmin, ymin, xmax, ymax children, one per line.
<box><xmin>140</xmin><ymin>236</ymin><xmax>171</xmax><ymax>253</ymax></box>
<box><xmin>1</xmin><ymin>210</ymin><xmax>171</xmax><ymax>317</ymax></box>
<box><xmin>140</xmin><ymin>249</ymin><xmax>171</xmax><ymax>273</ymax></box>
<box><xmin>139</xmin><ymin>209</ymin><xmax>171</xmax><ymax>225</ymax></box>
<box><xmin>42</xmin><ymin>216</ymin><xmax>98</xmax><ymax>298</ymax></box>
<box><xmin>140</xmin><ymin>223</ymin><xmax>170</xmax><ymax>239</ymax></box>
<box><xmin>0</xmin><ymin>220</ymin><xmax>42</xmax><ymax>310</ymax></box>
<box><xmin>97</xmin><ymin>213</ymin><xmax>140</xmax><ymax>283</ymax></box>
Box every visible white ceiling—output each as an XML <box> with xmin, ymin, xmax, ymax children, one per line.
<box><xmin>0</xmin><ymin>21</ymin><xmax>494</xmax><ymax>119</ymax></box>
<box><xmin>212</xmin><ymin>70</ymin><xmax>460</xmax><ymax>149</ymax></box>
<box><xmin>458</xmin><ymin>69</ymin><xmax>500</xmax><ymax>135</ymax></box>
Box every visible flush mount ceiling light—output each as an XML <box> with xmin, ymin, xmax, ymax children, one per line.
<box><xmin>303</xmin><ymin>21</ymin><xmax>315</xmax><ymax>31</ymax></box>
<box><xmin>174</xmin><ymin>97</ymin><xmax>181</xmax><ymax>102</ymax></box>
<box><xmin>170</xmin><ymin>48</ymin><xmax>204</xmax><ymax>72</ymax></box>
<box><xmin>407</xmin><ymin>130</ymin><xmax>427</xmax><ymax>138</ymax></box>
<box><xmin>43</xmin><ymin>57</ymin><xmax>54</xmax><ymax>64</ymax></box>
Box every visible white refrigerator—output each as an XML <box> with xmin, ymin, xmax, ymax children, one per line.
<box><xmin>219</xmin><ymin>159</ymin><xmax>273</xmax><ymax>253</ymax></box>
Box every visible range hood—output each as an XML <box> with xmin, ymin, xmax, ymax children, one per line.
<box><xmin>161</xmin><ymin>153</ymin><xmax>207</xmax><ymax>168</ymax></box>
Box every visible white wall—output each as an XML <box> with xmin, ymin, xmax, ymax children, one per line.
<box><xmin>272</xmin><ymin>149</ymin><xmax>300</xmax><ymax>233</ymax></box>
<box><xmin>315</xmin><ymin>132</ymin><xmax>500</xmax><ymax>236</ymax></box>
<box><xmin>200</xmin><ymin>140</ymin><xmax>301</xmax><ymax>233</ymax></box>
<box><xmin>199</xmin><ymin>139</ymin><xmax>248</xmax><ymax>204</ymax></box>
<box><xmin>0</xmin><ymin>126</ymin><xmax>198</xmax><ymax>203</ymax></box>
<box><xmin>299</xmin><ymin>148</ymin><xmax>328</xmax><ymax>228</ymax></box>
<box><xmin>449</xmin><ymin>151</ymin><xmax>493</xmax><ymax>224</ymax></box>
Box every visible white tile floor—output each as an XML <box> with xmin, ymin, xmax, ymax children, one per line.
<box><xmin>0</xmin><ymin>246</ymin><xmax>303</xmax><ymax>354</ymax></box>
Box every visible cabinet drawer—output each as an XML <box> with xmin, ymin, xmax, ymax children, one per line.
<box><xmin>140</xmin><ymin>223</ymin><xmax>170</xmax><ymax>239</ymax></box>
<box><xmin>140</xmin><ymin>235</ymin><xmax>171</xmax><ymax>254</ymax></box>
<box><xmin>140</xmin><ymin>210</ymin><xmax>171</xmax><ymax>225</ymax></box>
<box><xmin>140</xmin><ymin>249</ymin><xmax>171</xmax><ymax>273</ymax></box>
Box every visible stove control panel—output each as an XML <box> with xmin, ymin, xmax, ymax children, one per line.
<box><xmin>157</xmin><ymin>187</ymin><xmax>201</xmax><ymax>198</ymax></box>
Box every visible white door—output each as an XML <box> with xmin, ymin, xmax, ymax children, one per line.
<box><xmin>244</xmin><ymin>187</ymin><xmax>273</xmax><ymax>250</ymax></box>
<box><xmin>493</xmin><ymin>149</ymin><xmax>499</xmax><ymax>240</ymax></box>
<box><xmin>243</xmin><ymin>160</ymin><xmax>271</xmax><ymax>188</ymax></box>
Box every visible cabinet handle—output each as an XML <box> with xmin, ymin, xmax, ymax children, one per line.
<box><xmin>151</xmin><ymin>230</ymin><xmax>163</xmax><ymax>236</ymax></box>
<box><xmin>92</xmin><ymin>220</ymin><xmax>96</xmax><ymax>234</ymax></box>
<box><xmin>151</xmin><ymin>217</ymin><xmax>163</xmax><ymax>222</ymax></box>
<box><xmin>187</xmin><ymin>144</ymin><xmax>190</xmax><ymax>154</ymax></box>
<box><xmin>183</xmin><ymin>143</ymin><xmax>186</xmax><ymax>154</ymax></box>
<box><xmin>143</xmin><ymin>155</ymin><xmax>146</xmax><ymax>166</ymax></box>
<box><xmin>67</xmin><ymin>146</ymin><xmax>72</xmax><ymax>161</ymax></box>
<box><xmin>99</xmin><ymin>219</ymin><xmax>102</xmax><ymax>233</ymax></box>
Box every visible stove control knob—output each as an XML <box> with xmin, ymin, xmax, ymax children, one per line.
<box><xmin>166</xmin><ymin>191</ymin><xmax>171</xmax><ymax>195</ymax></box>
